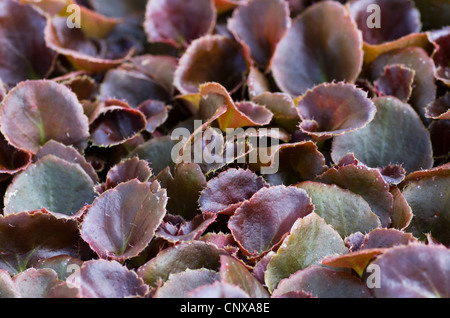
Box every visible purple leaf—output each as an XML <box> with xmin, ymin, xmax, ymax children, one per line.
<box><xmin>315</xmin><ymin>162</ymin><xmax>393</xmax><ymax>227</ymax></box>
<box><xmin>374</xmin><ymin>64</ymin><xmax>416</xmax><ymax>102</ymax></box>
<box><xmin>144</xmin><ymin>0</ymin><xmax>216</xmax><ymax>48</ymax></box>
<box><xmin>227</xmin><ymin>0</ymin><xmax>290</xmax><ymax>68</ymax></box>
<box><xmin>138</xmin><ymin>100</ymin><xmax>171</xmax><ymax>133</ymax></box>
<box><xmin>89</xmin><ymin>105</ymin><xmax>147</xmax><ymax>147</ymax></box>
<box><xmin>0</xmin><ymin>80</ymin><xmax>89</xmax><ymax>154</ymax></box>
<box><xmin>296</xmin><ymin>82</ymin><xmax>376</xmax><ymax>139</ymax></box>
<box><xmin>36</xmin><ymin>140</ymin><xmax>99</xmax><ymax>183</ymax></box>
<box><xmin>219</xmin><ymin>255</ymin><xmax>269</xmax><ymax>298</ymax></box>
<box><xmin>332</xmin><ymin>96</ymin><xmax>433</xmax><ymax>173</ymax></box>
<box><xmin>99</xmin><ymin>68</ymin><xmax>171</xmax><ymax>108</ymax></box>
<box><xmin>174</xmin><ymin>36</ymin><xmax>250</xmax><ymax>94</ymax></box>
<box><xmin>12</xmin><ymin>268</ymin><xmax>62</xmax><ymax>298</ymax></box>
<box><xmin>229</xmin><ymin>185</ymin><xmax>314</xmax><ymax>257</ymax></box>
<box><xmin>369</xmin><ymin>47</ymin><xmax>436</xmax><ymax>119</ymax></box>
<box><xmin>0</xmin><ymin>0</ymin><xmax>56</xmax><ymax>87</ymax></box>
<box><xmin>80</xmin><ymin>179</ymin><xmax>167</xmax><ymax>260</ymax></box>
<box><xmin>402</xmin><ymin>168</ymin><xmax>450</xmax><ymax>245</ymax></box>
<box><xmin>155</xmin><ymin>213</ymin><xmax>217</xmax><ymax>243</ymax></box>
<box><xmin>348</xmin><ymin>0</ymin><xmax>421</xmax><ymax>45</ymax></box>
<box><xmin>426</xmin><ymin>92</ymin><xmax>450</xmax><ymax>120</ymax></box>
<box><xmin>271</xmin><ymin>1</ymin><xmax>363</xmax><ymax>95</ymax></box>
<box><xmin>44</xmin><ymin>16</ymin><xmax>133</xmax><ymax>72</ymax></box>
<box><xmin>199</xmin><ymin>168</ymin><xmax>267</xmax><ymax>215</ymax></box>
<box><xmin>0</xmin><ymin>211</ymin><xmax>84</xmax><ymax>275</ymax></box>
<box><xmin>154</xmin><ymin>269</ymin><xmax>219</xmax><ymax>298</ymax></box>
<box><xmin>66</xmin><ymin>259</ymin><xmax>149</xmax><ymax>298</ymax></box>
<box><xmin>104</xmin><ymin>157</ymin><xmax>152</xmax><ymax>190</ymax></box>
<box><xmin>156</xmin><ymin>163</ymin><xmax>207</xmax><ymax>219</ymax></box>
<box><xmin>273</xmin><ymin>265</ymin><xmax>373</xmax><ymax>298</ymax></box>
<box><xmin>371</xmin><ymin>244</ymin><xmax>450</xmax><ymax>298</ymax></box>
<box><xmin>189</xmin><ymin>281</ymin><xmax>250</xmax><ymax>298</ymax></box>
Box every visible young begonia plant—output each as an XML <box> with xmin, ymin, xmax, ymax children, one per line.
<box><xmin>0</xmin><ymin>0</ymin><xmax>448</xmax><ymax>300</ymax></box>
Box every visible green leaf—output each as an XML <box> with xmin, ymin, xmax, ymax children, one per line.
<box><xmin>265</xmin><ymin>213</ymin><xmax>348</xmax><ymax>292</ymax></box>
<box><xmin>4</xmin><ymin>155</ymin><xmax>96</xmax><ymax>217</ymax></box>
<box><xmin>296</xmin><ymin>181</ymin><xmax>381</xmax><ymax>237</ymax></box>
<box><xmin>137</xmin><ymin>241</ymin><xmax>225</xmax><ymax>288</ymax></box>
<box><xmin>332</xmin><ymin>96</ymin><xmax>433</xmax><ymax>173</ymax></box>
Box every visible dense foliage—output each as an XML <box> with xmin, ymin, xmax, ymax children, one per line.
<box><xmin>0</xmin><ymin>0</ymin><xmax>449</xmax><ymax>298</ymax></box>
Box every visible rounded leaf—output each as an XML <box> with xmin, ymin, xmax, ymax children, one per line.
<box><xmin>144</xmin><ymin>0</ymin><xmax>216</xmax><ymax>48</ymax></box>
<box><xmin>138</xmin><ymin>100</ymin><xmax>171</xmax><ymax>133</ymax></box>
<box><xmin>156</xmin><ymin>163</ymin><xmax>207</xmax><ymax>219</ymax></box>
<box><xmin>315</xmin><ymin>163</ymin><xmax>393</xmax><ymax>227</ymax></box>
<box><xmin>296</xmin><ymin>181</ymin><xmax>381</xmax><ymax>237</ymax></box>
<box><xmin>371</xmin><ymin>244</ymin><xmax>450</xmax><ymax>298</ymax></box>
<box><xmin>34</xmin><ymin>255</ymin><xmax>84</xmax><ymax>281</ymax></box>
<box><xmin>35</xmin><ymin>140</ymin><xmax>99</xmax><ymax>183</ymax></box>
<box><xmin>174</xmin><ymin>35</ymin><xmax>250</xmax><ymax>95</ymax></box>
<box><xmin>265</xmin><ymin>213</ymin><xmax>348</xmax><ymax>292</ymax></box>
<box><xmin>219</xmin><ymin>255</ymin><xmax>269</xmax><ymax>298</ymax></box>
<box><xmin>374</xmin><ymin>64</ymin><xmax>415</xmax><ymax>102</ymax></box>
<box><xmin>227</xmin><ymin>0</ymin><xmax>290</xmax><ymax>68</ymax></box>
<box><xmin>12</xmin><ymin>268</ymin><xmax>62</xmax><ymax>298</ymax></box>
<box><xmin>229</xmin><ymin>186</ymin><xmax>314</xmax><ymax>257</ymax></box>
<box><xmin>0</xmin><ymin>211</ymin><xmax>83</xmax><ymax>275</ymax></box>
<box><xmin>271</xmin><ymin>1</ymin><xmax>363</xmax><ymax>95</ymax></box>
<box><xmin>262</xmin><ymin>141</ymin><xmax>327</xmax><ymax>185</ymax></box>
<box><xmin>67</xmin><ymin>260</ymin><xmax>148</xmax><ymax>298</ymax></box>
<box><xmin>129</xmin><ymin>135</ymin><xmax>178</xmax><ymax>175</ymax></box>
<box><xmin>332</xmin><ymin>97</ymin><xmax>433</xmax><ymax>173</ymax></box>
<box><xmin>89</xmin><ymin>105</ymin><xmax>147</xmax><ymax>147</ymax></box>
<box><xmin>199</xmin><ymin>168</ymin><xmax>267</xmax><ymax>215</ymax></box>
<box><xmin>0</xmin><ymin>0</ymin><xmax>57</xmax><ymax>87</ymax></box>
<box><xmin>296</xmin><ymin>82</ymin><xmax>376</xmax><ymax>138</ymax></box>
<box><xmin>4</xmin><ymin>156</ymin><xmax>97</xmax><ymax>217</ymax></box>
<box><xmin>155</xmin><ymin>213</ymin><xmax>217</xmax><ymax>243</ymax></box>
<box><xmin>137</xmin><ymin>241</ymin><xmax>224</xmax><ymax>287</ymax></box>
<box><xmin>80</xmin><ymin>179</ymin><xmax>168</xmax><ymax>260</ymax></box>
<box><xmin>273</xmin><ymin>265</ymin><xmax>373</xmax><ymax>298</ymax></box>
<box><xmin>0</xmin><ymin>80</ymin><xmax>89</xmax><ymax>154</ymax></box>
<box><xmin>403</xmin><ymin>174</ymin><xmax>450</xmax><ymax>245</ymax></box>
<box><xmin>199</xmin><ymin>82</ymin><xmax>273</xmax><ymax>131</ymax></box>
<box><xmin>348</xmin><ymin>0</ymin><xmax>421</xmax><ymax>45</ymax></box>
<box><xmin>361</xmin><ymin>228</ymin><xmax>418</xmax><ymax>249</ymax></box>
<box><xmin>104</xmin><ymin>157</ymin><xmax>152</xmax><ymax>190</ymax></box>
<box><xmin>426</xmin><ymin>92</ymin><xmax>450</xmax><ymax>120</ymax></box>
<box><xmin>99</xmin><ymin>68</ymin><xmax>171</xmax><ymax>108</ymax></box>
<box><xmin>44</xmin><ymin>17</ymin><xmax>133</xmax><ymax>73</ymax></box>
<box><xmin>252</xmin><ymin>92</ymin><xmax>300</xmax><ymax>132</ymax></box>
<box><xmin>369</xmin><ymin>47</ymin><xmax>436</xmax><ymax>119</ymax></box>
<box><xmin>155</xmin><ymin>269</ymin><xmax>219</xmax><ymax>298</ymax></box>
